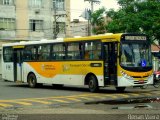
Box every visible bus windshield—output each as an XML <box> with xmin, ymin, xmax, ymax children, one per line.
<box><xmin>120</xmin><ymin>42</ymin><xmax>152</xmax><ymax>67</ymax></box>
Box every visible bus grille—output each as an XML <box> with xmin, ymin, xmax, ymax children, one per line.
<box><xmin>132</xmin><ymin>76</ymin><xmax>148</xmax><ymax>78</ymax></box>
<box><xmin>134</xmin><ymin>80</ymin><xmax>148</xmax><ymax>84</ymax></box>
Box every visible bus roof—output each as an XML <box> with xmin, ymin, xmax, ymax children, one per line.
<box><xmin>64</xmin><ymin>33</ymin><xmax>122</xmax><ymax>42</ymax></box>
<box><xmin>2</xmin><ymin>33</ymin><xmax>123</xmax><ymax>47</ymax></box>
<box><xmin>2</xmin><ymin>38</ymin><xmax>64</xmax><ymax>47</ymax></box>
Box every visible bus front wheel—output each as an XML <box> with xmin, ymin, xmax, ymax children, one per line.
<box><xmin>28</xmin><ymin>73</ymin><xmax>37</xmax><ymax>88</ymax></box>
<box><xmin>88</xmin><ymin>75</ymin><xmax>99</xmax><ymax>92</ymax></box>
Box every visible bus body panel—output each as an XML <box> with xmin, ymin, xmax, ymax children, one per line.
<box><xmin>2</xmin><ymin>62</ymin><xmax>14</xmax><ymax>81</ymax></box>
<box><xmin>117</xmin><ymin>73</ymin><xmax>153</xmax><ymax>87</ymax></box>
<box><xmin>117</xmin><ymin>65</ymin><xmax>153</xmax><ymax>86</ymax></box>
<box><xmin>23</xmin><ymin>61</ymin><xmax>104</xmax><ymax>86</ymax></box>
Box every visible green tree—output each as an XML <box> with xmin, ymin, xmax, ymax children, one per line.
<box><xmin>106</xmin><ymin>0</ymin><xmax>160</xmax><ymax>43</ymax></box>
<box><xmin>90</xmin><ymin>7</ymin><xmax>106</xmax><ymax>34</ymax></box>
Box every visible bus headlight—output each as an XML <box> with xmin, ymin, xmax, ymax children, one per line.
<box><xmin>120</xmin><ymin>71</ymin><xmax>134</xmax><ymax>80</ymax></box>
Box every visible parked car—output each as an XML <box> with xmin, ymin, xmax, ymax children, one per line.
<box><xmin>154</xmin><ymin>70</ymin><xmax>160</xmax><ymax>80</ymax></box>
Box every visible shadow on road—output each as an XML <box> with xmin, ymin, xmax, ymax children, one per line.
<box><xmin>1</xmin><ymin>80</ymin><xmax>159</xmax><ymax>94</ymax></box>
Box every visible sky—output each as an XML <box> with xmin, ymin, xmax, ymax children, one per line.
<box><xmin>70</xmin><ymin>0</ymin><xmax>120</xmax><ymax>21</ymax></box>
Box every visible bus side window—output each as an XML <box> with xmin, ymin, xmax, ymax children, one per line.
<box><xmin>24</xmin><ymin>46</ymin><xmax>37</xmax><ymax>61</ymax></box>
<box><xmin>85</xmin><ymin>51</ymin><xmax>89</xmax><ymax>59</ymax></box>
<box><xmin>38</xmin><ymin>45</ymin><xmax>50</xmax><ymax>61</ymax></box>
<box><xmin>84</xmin><ymin>42</ymin><xmax>101</xmax><ymax>60</ymax></box>
<box><xmin>52</xmin><ymin>44</ymin><xmax>65</xmax><ymax>60</ymax></box>
<box><xmin>3</xmin><ymin>47</ymin><xmax>13</xmax><ymax>62</ymax></box>
<box><xmin>24</xmin><ymin>48</ymin><xmax>31</xmax><ymax>60</ymax></box>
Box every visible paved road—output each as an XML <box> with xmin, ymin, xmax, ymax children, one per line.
<box><xmin>0</xmin><ymin>79</ymin><xmax>160</xmax><ymax>107</ymax></box>
<box><xmin>0</xmin><ymin>79</ymin><xmax>160</xmax><ymax>120</ymax></box>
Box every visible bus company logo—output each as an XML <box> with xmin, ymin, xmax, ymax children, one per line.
<box><xmin>63</xmin><ymin>64</ymin><xmax>70</xmax><ymax>72</ymax></box>
<box><xmin>41</xmin><ymin>64</ymin><xmax>55</xmax><ymax>71</ymax></box>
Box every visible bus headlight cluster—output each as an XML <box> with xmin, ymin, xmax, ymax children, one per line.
<box><xmin>120</xmin><ymin>71</ymin><xmax>134</xmax><ymax>80</ymax></box>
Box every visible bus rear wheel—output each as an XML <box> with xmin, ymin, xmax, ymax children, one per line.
<box><xmin>88</xmin><ymin>75</ymin><xmax>99</xmax><ymax>92</ymax></box>
<box><xmin>28</xmin><ymin>73</ymin><xmax>37</xmax><ymax>88</ymax></box>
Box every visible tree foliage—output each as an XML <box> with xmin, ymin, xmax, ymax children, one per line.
<box><xmin>90</xmin><ymin>7</ymin><xmax>106</xmax><ymax>34</ymax></box>
<box><xmin>106</xmin><ymin>0</ymin><xmax>160</xmax><ymax>43</ymax></box>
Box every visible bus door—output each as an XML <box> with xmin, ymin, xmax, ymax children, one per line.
<box><xmin>13</xmin><ymin>48</ymin><xmax>23</xmax><ymax>82</ymax></box>
<box><xmin>103</xmin><ymin>42</ymin><xmax>118</xmax><ymax>85</ymax></box>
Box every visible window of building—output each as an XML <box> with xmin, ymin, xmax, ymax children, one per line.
<box><xmin>3</xmin><ymin>47</ymin><xmax>13</xmax><ymax>62</ymax></box>
<box><xmin>53</xmin><ymin>0</ymin><xmax>65</xmax><ymax>11</ymax></box>
<box><xmin>38</xmin><ymin>45</ymin><xmax>50</xmax><ymax>60</ymax></box>
<box><xmin>0</xmin><ymin>0</ymin><xmax>13</xmax><ymax>5</ymax></box>
<box><xmin>67</xmin><ymin>43</ymin><xmax>82</xmax><ymax>60</ymax></box>
<box><xmin>0</xmin><ymin>18</ymin><xmax>15</xmax><ymax>30</ymax></box>
<box><xmin>29</xmin><ymin>19</ymin><xmax>43</xmax><ymax>32</ymax></box>
<box><xmin>29</xmin><ymin>0</ymin><xmax>42</xmax><ymax>7</ymax></box>
<box><xmin>84</xmin><ymin>42</ymin><xmax>101</xmax><ymax>60</ymax></box>
<box><xmin>51</xmin><ymin>44</ymin><xmax>66</xmax><ymax>60</ymax></box>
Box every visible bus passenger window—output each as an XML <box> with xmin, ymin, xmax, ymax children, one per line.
<box><xmin>84</xmin><ymin>42</ymin><xmax>101</xmax><ymax>60</ymax></box>
<box><xmin>85</xmin><ymin>51</ymin><xmax>89</xmax><ymax>59</ymax></box>
<box><xmin>51</xmin><ymin>44</ymin><xmax>66</xmax><ymax>60</ymax></box>
<box><xmin>67</xmin><ymin>43</ymin><xmax>81</xmax><ymax>60</ymax></box>
<box><xmin>38</xmin><ymin>45</ymin><xmax>50</xmax><ymax>61</ymax></box>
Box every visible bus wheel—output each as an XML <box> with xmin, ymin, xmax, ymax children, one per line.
<box><xmin>88</xmin><ymin>75</ymin><xmax>99</xmax><ymax>92</ymax></box>
<box><xmin>28</xmin><ymin>73</ymin><xmax>37</xmax><ymax>88</ymax></box>
<box><xmin>116</xmin><ymin>87</ymin><xmax>126</xmax><ymax>92</ymax></box>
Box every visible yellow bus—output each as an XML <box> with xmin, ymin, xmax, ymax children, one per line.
<box><xmin>2</xmin><ymin>33</ymin><xmax>153</xmax><ymax>92</ymax></box>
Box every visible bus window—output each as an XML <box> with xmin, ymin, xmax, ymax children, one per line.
<box><xmin>24</xmin><ymin>46</ymin><xmax>37</xmax><ymax>61</ymax></box>
<box><xmin>84</xmin><ymin>42</ymin><xmax>101</xmax><ymax>60</ymax></box>
<box><xmin>38</xmin><ymin>45</ymin><xmax>50</xmax><ymax>61</ymax></box>
<box><xmin>3</xmin><ymin>47</ymin><xmax>13</xmax><ymax>62</ymax></box>
<box><xmin>51</xmin><ymin>44</ymin><xmax>66</xmax><ymax>60</ymax></box>
<box><xmin>67</xmin><ymin>43</ymin><xmax>81</xmax><ymax>60</ymax></box>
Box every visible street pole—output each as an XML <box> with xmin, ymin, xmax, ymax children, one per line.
<box><xmin>53</xmin><ymin>1</ymin><xmax>67</xmax><ymax>39</ymax></box>
<box><xmin>53</xmin><ymin>1</ymin><xmax>57</xmax><ymax>39</ymax></box>
<box><xmin>84</xmin><ymin>0</ymin><xmax>100</xmax><ymax>35</ymax></box>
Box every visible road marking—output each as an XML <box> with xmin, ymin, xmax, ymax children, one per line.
<box><xmin>23</xmin><ymin>99</ymin><xmax>52</xmax><ymax>104</ymax></box>
<box><xmin>77</xmin><ymin>97</ymin><xmax>93</xmax><ymax>100</ymax></box>
<box><xmin>153</xmin><ymin>91</ymin><xmax>160</xmax><ymax>94</ymax></box>
<box><xmin>117</xmin><ymin>94</ymin><xmax>129</xmax><ymax>98</ymax></box>
<box><xmin>102</xmin><ymin>94</ymin><xmax>118</xmax><ymax>99</ymax></box>
<box><xmin>66</xmin><ymin>97</ymin><xmax>82</xmax><ymax>102</ymax></box>
<box><xmin>89</xmin><ymin>95</ymin><xmax>106</xmax><ymax>99</ymax></box>
<box><xmin>51</xmin><ymin>99</ymin><xmax>70</xmax><ymax>103</ymax></box>
<box><xmin>141</xmin><ymin>93</ymin><xmax>152</xmax><ymax>96</ymax></box>
<box><xmin>0</xmin><ymin>103</ymin><xmax>13</xmax><ymax>107</ymax></box>
<box><xmin>0</xmin><ymin>100</ymin><xmax>32</xmax><ymax>106</ymax></box>
<box><xmin>129</xmin><ymin>93</ymin><xmax>140</xmax><ymax>97</ymax></box>
<box><xmin>0</xmin><ymin>91</ymin><xmax>159</xmax><ymax>108</ymax></box>
<box><xmin>9</xmin><ymin>101</ymin><xmax>32</xmax><ymax>106</ymax></box>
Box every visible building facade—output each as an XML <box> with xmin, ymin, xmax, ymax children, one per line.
<box><xmin>0</xmin><ymin>0</ymin><xmax>71</xmax><ymax>74</ymax></box>
<box><xmin>70</xmin><ymin>19</ymin><xmax>88</xmax><ymax>37</ymax></box>
<box><xmin>0</xmin><ymin>0</ymin><xmax>71</xmax><ymax>41</ymax></box>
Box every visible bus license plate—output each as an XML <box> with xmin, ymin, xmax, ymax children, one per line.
<box><xmin>139</xmin><ymin>80</ymin><xmax>144</xmax><ymax>83</ymax></box>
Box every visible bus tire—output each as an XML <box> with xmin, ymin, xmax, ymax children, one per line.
<box><xmin>88</xmin><ymin>75</ymin><xmax>99</xmax><ymax>92</ymax></box>
<box><xmin>116</xmin><ymin>87</ymin><xmax>126</xmax><ymax>92</ymax></box>
<box><xmin>27</xmin><ymin>73</ymin><xmax>37</xmax><ymax>88</ymax></box>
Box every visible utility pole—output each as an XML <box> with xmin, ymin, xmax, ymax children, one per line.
<box><xmin>84</xmin><ymin>0</ymin><xmax>100</xmax><ymax>35</ymax></box>
<box><xmin>53</xmin><ymin>1</ymin><xmax>57</xmax><ymax>39</ymax></box>
<box><xmin>53</xmin><ymin>0</ymin><xmax>67</xmax><ymax>39</ymax></box>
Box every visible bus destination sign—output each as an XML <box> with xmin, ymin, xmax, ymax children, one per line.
<box><xmin>125</xmin><ymin>36</ymin><xmax>147</xmax><ymax>41</ymax></box>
